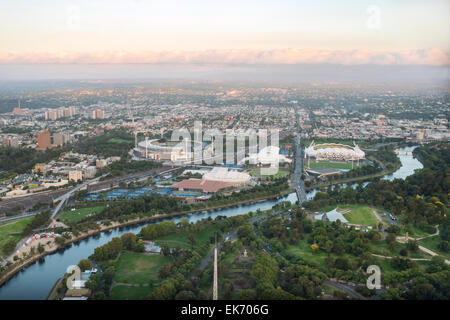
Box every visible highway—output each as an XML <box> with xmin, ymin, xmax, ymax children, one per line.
<box><xmin>292</xmin><ymin>107</ymin><xmax>307</xmax><ymax>204</ymax></box>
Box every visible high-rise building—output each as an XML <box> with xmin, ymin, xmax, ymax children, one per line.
<box><xmin>92</xmin><ymin>109</ymin><xmax>105</xmax><ymax>119</ymax></box>
<box><xmin>37</xmin><ymin>130</ymin><xmax>52</xmax><ymax>150</ymax></box>
<box><xmin>44</xmin><ymin>107</ymin><xmax>76</xmax><ymax>121</ymax></box>
<box><xmin>52</xmin><ymin>132</ymin><xmax>71</xmax><ymax>147</ymax></box>
<box><xmin>2</xmin><ymin>136</ymin><xmax>19</xmax><ymax>147</ymax></box>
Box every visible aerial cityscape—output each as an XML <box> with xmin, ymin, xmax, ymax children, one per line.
<box><xmin>0</xmin><ymin>0</ymin><xmax>448</xmax><ymax>312</ymax></box>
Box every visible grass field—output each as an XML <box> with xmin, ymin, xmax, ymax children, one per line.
<box><xmin>249</xmin><ymin>168</ymin><xmax>289</xmax><ymax>178</ymax></box>
<box><xmin>58</xmin><ymin>206</ymin><xmax>105</xmax><ymax>224</ymax></box>
<box><xmin>114</xmin><ymin>251</ymin><xmax>173</xmax><ymax>284</ymax></box>
<box><xmin>307</xmin><ymin>161</ymin><xmax>354</xmax><ymax>170</ymax></box>
<box><xmin>285</xmin><ymin>239</ymin><xmax>329</xmax><ymax>264</ymax></box>
<box><xmin>418</xmin><ymin>236</ymin><xmax>450</xmax><ymax>259</ymax></box>
<box><xmin>155</xmin><ymin>223</ymin><xmax>222</xmax><ymax>249</ymax></box>
<box><xmin>110</xmin><ymin>285</ymin><xmax>154</xmax><ymax>300</ymax></box>
<box><xmin>108</xmin><ymin>138</ymin><xmax>131</xmax><ymax>144</ymax></box>
<box><xmin>0</xmin><ymin>217</ymin><xmax>33</xmax><ymax>258</ymax></box>
<box><xmin>370</xmin><ymin>240</ymin><xmax>432</xmax><ymax>259</ymax></box>
<box><xmin>400</xmin><ymin>225</ymin><xmax>434</xmax><ymax>239</ymax></box>
<box><xmin>343</xmin><ymin>206</ymin><xmax>378</xmax><ymax>226</ymax></box>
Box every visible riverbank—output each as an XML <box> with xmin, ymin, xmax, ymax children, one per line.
<box><xmin>0</xmin><ymin>188</ymin><xmax>294</xmax><ymax>287</ymax></box>
<box><xmin>305</xmin><ymin>162</ymin><xmax>402</xmax><ymax>190</ymax></box>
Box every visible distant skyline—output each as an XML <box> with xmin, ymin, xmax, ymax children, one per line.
<box><xmin>0</xmin><ymin>0</ymin><xmax>449</xmax><ymax>66</ymax></box>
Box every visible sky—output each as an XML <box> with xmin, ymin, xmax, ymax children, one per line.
<box><xmin>0</xmin><ymin>0</ymin><xmax>449</xmax><ymax>69</ymax></box>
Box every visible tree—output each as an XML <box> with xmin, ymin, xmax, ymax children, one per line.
<box><xmin>55</xmin><ymin>237</ymin><xmax>66</xmax><ymax>246</ymax></box>
<box><xmin>175</xmin><ymin>290</ymin><xmax>196</xmax><ymax>300</ymax></box>
<box><xmin>240</xmin><ymin>289</ymin><xmax>257</xmax><ymax>300</ymax></box>
<box><xmin>187</xmin><ymin>233</ymin><xmax>197</xmax><ymax>248</ymax></box>
<box><xmin>85</xmin><ymin>274</ymin><xmax>101</xmax><ymax>291</ymax></box>
<box><xmin>161</xmin><ymin>243</ymin><xmax>171</xmax><ymax>256</ymax></box>
<box><xmin>92</xmin><ymin>291</ymin><xmax>106</xmax><ymax>300</ymax></box>
<box><xmin>406</xmin><ymin>240</ymin><xmax>419</xmax><ymax>252</ymax></box>
<box><xmin>3</xmin><ymin>238</ymin><xmax>16</xmax><ymax>255</ymax></box>
<box><xmin>237</xmin><ymin>224</ymin><xmax>255</xmax><ymax>242</ymax></box>
<box><xmin>158</xmin><ymin>263</ymin><xmax>173</xmax><ymax>279</ymax></box>
<box><xmin>78</xmin><ymin>259</ymin><xmax>92</xmax><ymax>272</ymax></box>
<box><xmin>37</xmin><ymin>243</ymin><xmax>45</xmax><ymax>254</ymax></box>
<box><xmin>102</xmin><ymin>266</ymin><xmax>115</xmax><ymax>285</ymax></box>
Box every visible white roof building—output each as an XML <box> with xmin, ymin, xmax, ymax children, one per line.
<box><xmin>305</xmin><ymin>141</ymin><xmax>365</xmax><ymax>161</ymax></box>
<box><xmin>314</xmin><ymin>208</ymin><xmax>348</xmax><ymax>224</ymax></box>
<box><xmin>239</xmin><ymin>146</ymin><xmax>292</xmax><ymax>166</ymax></box>
<box><xmin>202</xmin><ymin>167</ymin><xmax>250</xmax><ymax>186</ymax></box>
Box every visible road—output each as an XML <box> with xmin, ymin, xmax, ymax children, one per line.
<box><xmin>292</xmin><ymin>107</ymin><xmax>307</xmax><ymax>203</ymax></box>
<box><xmin>0</xmin><ymin>212</ymin><xmax>38</xmax><ymax>224</ymax></box>
<box><xmin>50</xmin><ymin>174</ymin><xmax>107</xmax><ymax>219</ymax></box>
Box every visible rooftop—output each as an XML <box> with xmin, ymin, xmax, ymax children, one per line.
<box><xmin>171</xmin><ymin>179</ymin><xmax>234</xmax><ymax>193</ymax></box>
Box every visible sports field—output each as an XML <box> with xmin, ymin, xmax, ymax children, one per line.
<box><xmin>58</xmin><ymin>206</ymin><xmax>105</xmax><ymax>223</ymax></box>
<box><xmin>250</xmin><ymin>168</ymin><xmax>289</xmax><ymax>178</ymax></box>
<box><xmin>114</xmin><ymin>251</ymin><xmax>173</xmax><ymax>284</ymax></box>
<box><xmin>155</xmin><ymin>223</ymin><xmax>222</xmax><ymax>248</ymax></box>
<box><xmin>343</xmin><ymin>206</ymin><xmax>378</xmax><ymax>226</ymax></box>
<box><xmin>308</xmin><ymin>161</ymin><xmax>353</xmax><ymax>170</ymax></box>
<box><xmin>0</xmin><ymin>217</ymin><xmax>33</xmax><ymax>258</ymax></box>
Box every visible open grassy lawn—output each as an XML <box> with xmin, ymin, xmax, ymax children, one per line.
<box><xmin>249</xmin><ymin>168</ymin><xmax>289</xmax><ymax>178</ymax></box>
<box><xmin>110</xmin><ymin>285</ymin><xmax>154</xmax><ymax>300</ymax></box>
<box><xmin>400</xmin><ymin>225</ymin><xmax>434</xmax><ymax>239</ymax></box>
<box><xmin>371</xmin><ymin>256</ymin><xmax>431</xmax><ymax>277</ymax></box>
<box><xmin>308</xmin><ymin>161</ymin><xmax>354</xmax><ymax>170</ymax></box>
<box><xmin>0</xmin><ymin>217</ymin><xmax>33</xmax><ymax>258</ymax></box>
<box><xmin>343</xmin><ymin>206</ymin><xmax>378</xmax><ymax>226</ymax></box>
<box><xmin>108</xmin><ymin>138</ymin><xmax>131</xmax><ymax>144</ymax></box>
<box><xmin>155</xmin><ymin>223</ymin><xmax>222</xmax><ymax>249</ymax></box>
<box><xmin>418</xmin><ymin>236</ymin><xmax>450</xmax><ymax>259</ymax></box>
<box><xmin>370</xmin><ymin>240</ymin><xmax>432</xmax><ymax>259</ymax></box>
<box><xmin>58</xmin><ymin>206</ymin><xmax>105</xmax><ymax>224</ymax></box>
<box><xmin>114</xmin><ymin>251</ymin><xmax>173</xmax><ymax>284</ymax></box>
<box><xmin>285</xmin><ymin>239</ymin><xmax>329</xmax><ymax>264</ymax></box>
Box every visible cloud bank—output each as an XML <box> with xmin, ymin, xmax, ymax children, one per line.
<box><xmin>0</xmin><ymin>48</ymin><xmax>448</xmax><ymax>66</ymax></box>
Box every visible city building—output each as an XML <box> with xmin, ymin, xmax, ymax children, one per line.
<box><xmin>202</xmin><ymin>167</ymin><xmax>250</xmax><ymax>186</ymax></box>
<box><xmin>171</xmin><ymin>179</ymin><xmax>234</xmax><ymax>193</ymax></box>
<box><xmin>92</xmin><ymin>109</ymin><xmax>105</xmax><ymax>119</ymax></box>
<box><xmin>52</xmin><ymin>132</ymin><xmax>71</xmax><ymax>147</ymax></box>
<box><xmin>37</xmin><ymin>130</ymin><xmax>52</xmax><ymax>150</ymax></box>
<box><xmin>68</xmin><ymin>170</ymin><xmax>83</xmax><ymax>182</ymax></box>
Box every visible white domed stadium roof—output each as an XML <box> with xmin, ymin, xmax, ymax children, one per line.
<box><xmin>305</xmin><ymin>142</ymin><xmax>365</xmax><ymax>161</ymax></box>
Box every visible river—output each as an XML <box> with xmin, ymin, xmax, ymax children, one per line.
<box><xmin>0</xmin><ymin>146</ymin><xmax>423</xmax><ymax>299</ymax></box>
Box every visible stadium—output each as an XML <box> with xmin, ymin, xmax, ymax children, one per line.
<box><xmin>304</xmin><ymin>141</ymin><xmax>365</xmax><ymax>162</ymax></box>
<box><xmin>134</xmin><ymin>138</ymin><xmax>205</xmax><ymax>162</ymax></box>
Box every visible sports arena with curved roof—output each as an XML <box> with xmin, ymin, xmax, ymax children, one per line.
<box><xmin>135</xmin><ymin>139</ymin><xmax>204</xmax><ymax>161</ymax></box>
<box><xmin>304</xmin><ymin>141</ymin><xmax>365</xmax><ymax>161</ymax></box>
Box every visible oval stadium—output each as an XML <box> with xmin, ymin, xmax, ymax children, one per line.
<box><xmin>134</xmin><ymin>138</ymin><xmax>204</xmax><ymax>161</ymax></box>
<box><xmin>304</xmin><ymin>141</ymin><xmax>365</xmax><ymax>161</ymax></box>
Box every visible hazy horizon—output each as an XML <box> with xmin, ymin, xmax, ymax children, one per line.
<box><xmin>0</xmin><ymin>64</ymin><xmax>448</xmax><ymax>84</ymax></box>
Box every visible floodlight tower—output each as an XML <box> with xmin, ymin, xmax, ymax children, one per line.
<box><xmin>145</xmin><ymin>135</ymin><xmax>148</xmax><ymax>159</ymax></box>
